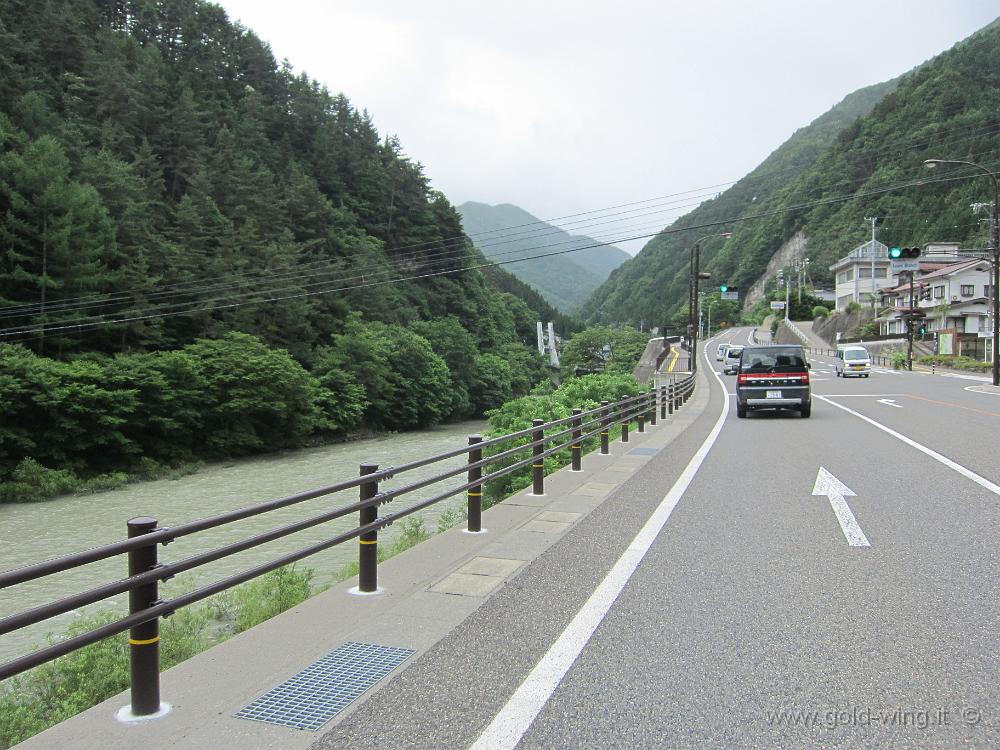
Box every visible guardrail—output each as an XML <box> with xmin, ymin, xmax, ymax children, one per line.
<box><xmin>0</xmin><ymin>373</ymin><xmax>697</xmax><ymax>717</ymax></box>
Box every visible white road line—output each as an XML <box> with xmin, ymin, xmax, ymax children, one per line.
<box><xmin>470</xmin><ymin>338</ymin><xmax>729</xmax><ymax>750</ymax></box>
<box><xmin>965</xmin><ymin>385</ymin><xmax>1000</xmax><ymax>395</ymax></box>
<box><xmin>815</xmin><ymin>395</ymin><xmax>1000</xmax><ymax>497</ymax></box>
<box><xmin>820</xmin><ymin>394</ymin><xmax>904</xmax><ymax>398</ymax></box>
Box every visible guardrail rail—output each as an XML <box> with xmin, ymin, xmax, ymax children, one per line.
<box><xmin>0</xmin><ymin>373</ymin><xmax>697</xmax><ymax>718</ymax></box>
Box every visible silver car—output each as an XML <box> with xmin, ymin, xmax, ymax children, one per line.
<box><xmin>723</xmin><ymin>345</ymin><xmax>744</xmax><ymax>374</ymax></box>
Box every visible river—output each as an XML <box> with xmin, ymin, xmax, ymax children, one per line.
<box><xmin>0</xmin><ymin>419</ymin><xmax>488</xmax><ymax>664</ymax></box>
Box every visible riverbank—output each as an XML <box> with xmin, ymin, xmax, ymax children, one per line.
<box><xmin>0</xmin><ymin>420</ymin><xmax>489</xmax><ymax>664</ymax></box>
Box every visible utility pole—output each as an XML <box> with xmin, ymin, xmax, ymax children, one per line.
<box><xmin>864</xmin><ymin>216</ymin><xmax>878</xmax><ymax>315</ymax></box>
<box><xmin>785</xmin><ymin>271</ymin><xmax>790</xmax><ymax>320</ymax></box>
<box><xmin>690</xmin><ymin>241</ymin><xmax>700</xmax><ymax>372</ymax></box>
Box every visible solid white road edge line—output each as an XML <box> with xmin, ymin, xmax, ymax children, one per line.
<box><xmin>815</xmin><ymin>395</ymin><xmax>1000</xmax><ymax>497</ymax></box>
<box><xmin>468</xmin><ymin>339</ymin><xmax>729</xmax><ymax>750</ymax></box>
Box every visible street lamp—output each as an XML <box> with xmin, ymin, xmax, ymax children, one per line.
<box><xmin>924</xmin><ymin>159</ymin><xmax>999</xmax><ymax>386</ymax></box>
<box><xmin>689</xmin><ymin>232</ymin><xmax>732</xmax><ymax>371</ymax></box>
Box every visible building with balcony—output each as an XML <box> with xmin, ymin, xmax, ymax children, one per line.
<box><xmin>879</xmin><ymin>256</ymin><xmax>993</xmax><ymax>360</ymax></box>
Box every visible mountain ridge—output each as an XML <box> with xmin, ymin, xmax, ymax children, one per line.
<box><xmin>458</xmin><ymin>201</ymin><xmax>630</xmax><ymax>314</ymax></box>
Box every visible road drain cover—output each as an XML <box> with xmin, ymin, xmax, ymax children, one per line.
<box><xmin>234</xmin><ymin>641</ymin><xmax>414</xmax><ymax>731</ymax></box>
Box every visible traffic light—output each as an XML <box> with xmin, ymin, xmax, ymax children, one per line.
<box><xmin>889</xmin><ymin>246</ymin><xmax>921</xmax><ymax>259</ymax></box>
<box><xmin>720</xmin><ymin>285</ymin><xmax>728</xmax><ymax>293</ymax></box>
<box><xmin>918</xmin><ymin>323</ymin><xmax>927</xmax><ymax>335</ymax></box>
<box><xmin>720</xmin><ymin>285</ymin><xmax>739</xmax><ymax>293</ymax></box>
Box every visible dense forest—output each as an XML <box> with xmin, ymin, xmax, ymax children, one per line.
<box><xmin>583</xmin><ymin>17</ymin><xmax>1000</xmax><ymax>328</ymax></box>
<box><xmin>0</xmin><ymin>0</ymin><xmax>565</xmax><ymax>496</ymax></box>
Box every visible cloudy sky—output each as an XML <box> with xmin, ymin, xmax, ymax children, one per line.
<box><xmin>217</xmin><ymin>1</ymin><xmax>998</xmax><ymax>253</ymax></box>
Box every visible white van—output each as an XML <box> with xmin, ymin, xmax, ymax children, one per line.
<box><xmin>835</xmin><ymin>345</ymin><xmax>871</xmax><ymax>377</ymax></box>
<box><xmin>716</xmin><ymin>343</ymin><xmax>729</xmax><ymax>361</ymax></box>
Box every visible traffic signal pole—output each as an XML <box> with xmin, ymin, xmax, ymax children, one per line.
<box><xmin>907</xmin><ymin>272</ymin><xmax>915</xmax><ymax>371</ymax></box>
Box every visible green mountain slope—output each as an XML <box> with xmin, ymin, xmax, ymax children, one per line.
<box><xmin>585</xmin><ymin>17</ymin><xmax>1000</xmax><ymax>329</ymax></box>
<box><xmin>0</xmin><ymin>0</ymin><xmax>559</xmax><ymax>361</ymax></box>
<box><xmin>580</xmin><ymin>75</ymin><xmax>902</xmax><ymax>327</ymax></box>
<box><xmin>458</xmin><ymin>202</ymin><xmax>630</xmax><ymax>314</ymax></box>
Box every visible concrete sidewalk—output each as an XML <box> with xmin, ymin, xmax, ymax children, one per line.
<box><xmin>16</xmin><ymin>374</ymin><xmax>712</xmax><ymax>750</ymax></box>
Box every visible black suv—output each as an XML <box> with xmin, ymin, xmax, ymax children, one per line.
<box><xmin>735</xmin><ymin>345</ymin><xmax>811</xmax><ymax>418</ymax></box>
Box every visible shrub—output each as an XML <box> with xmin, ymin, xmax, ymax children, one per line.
<box><xmin>226</xmin><ymin>565</ymin><xmax>314</xmax><ymax>633</ymax></box>
<box><xmin>813</xmin><ymin>305</ymin><xmax>830</xmax><ymax>319</ymax></box>
<box><xmin>0</xmin><ymin>458</ymin><xmax>77</xmax><ymax>503</ymax></box>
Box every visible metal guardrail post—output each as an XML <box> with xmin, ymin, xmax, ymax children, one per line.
<box><xmin>660</xmin><ymin>385</ymin><xmax>667</xmax><ymax>420</ymax></box>
<box><xmin>571</xmin><ymin>409</ymin><xmax>582</xmax><ymax>471</ymax></box>
<box><xmin>467</xmin><ymin>436</ymin><xmax>483</xmax><ymax>532</ymax></box>
<box><xmin>668</xmin><ymin>380</ymin><xmax>674</xmax><ymax>415</ymax></box>
<box><xmin>620</xmin><ymin>399</ymin><xmax>630</xmax><ymax>443</ymax></box>
<box><xmin>637</xmin><ymin>401</ymin><xmax>645</xmax><ymax>433</ymax></box>
<box><xmin>127</xmin><ymin>516</ymin><xmax>161</xmax><ymax>717</ymax></box>
<box><xmin>531</xmin><ymin>419</ymin><xmax>545</xmax><ymax>495</ymax></box>
<box><xmin>649</xmin><ymin>388</ymin><xmax>656</xmax><ymax>426</ymax></box>
<box><xmin>359</xmin><ymin>463</ymin><xmax>379</xmax><ymax>592</ymax></box>
<box><xmin>600</xmin><ymin>400</ymin><xmax>610</xmax><ymax>454</ymax></box>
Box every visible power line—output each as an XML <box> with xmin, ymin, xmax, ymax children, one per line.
<box><xmin>4</xmin><ymin>118</ymin><xmax>998</xmax><ymax>324</ymax></box>
<box><xmin>2</xmin><ymin>168</ymin><xmax>988</xmax><ymax>343</ymax></box>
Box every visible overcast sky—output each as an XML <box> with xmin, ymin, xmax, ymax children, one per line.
<box><xmin>216</xmin><ymin>1</ymin><xmax>998</xmax><ymax>254</ymax></box>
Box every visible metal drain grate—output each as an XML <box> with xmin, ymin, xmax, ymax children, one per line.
<box><xmin>234</xmin><ymin>641</ymin><xmax>414</xmax><ymax>731</ymax></box>
<box><xmin>628</xmin><ymin>447</ymin><xmax>659</xmax><ymax>456</ymax></box>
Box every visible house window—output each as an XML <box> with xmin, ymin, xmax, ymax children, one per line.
<box><xmin>987</xmin><ymin>285</ymin><xmax>995</xmax><ymax>298</ymax></box>
<box><xmin>961</xmin><ymin>285</ymin><xmax>974</xmax><ymax>296</ymax></box>
<box><xmin>837</xmin><ymin>268</ymin><xmax>854</xmax><ymax>283</ymax></box>
<box><xmin>859</xmin><ymin>267</ymin><xmax>872</xmax><ymax>278</ymax></box>
<box><xmin>934</xmin><ymin>285</ymin><xmax>945</xmax><ymax>299</ymax></box>
<box><xmin>875</xmin><ymin>268</ymin><xmax>887</xmax><ymax>278</ymax></box>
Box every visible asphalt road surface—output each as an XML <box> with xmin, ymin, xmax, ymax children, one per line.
<box><xmin>313</xmin><ymin>328</ymin><xmax>1000</xmax><ymax>749</ymax></box>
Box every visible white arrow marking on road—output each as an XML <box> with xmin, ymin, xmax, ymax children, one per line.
<box><xmin>812</xmin><ymin>467</ymin><xmax>870</xmax><ymax>547</ymax></box>
<box><xmin>877</xmin><ymin>398</ymin><xmax>902</xmax><ymax>408</ymax></box>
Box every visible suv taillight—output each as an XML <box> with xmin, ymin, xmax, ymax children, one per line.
<box><xmin>737</xmin><ymin>374</ymin><xmax>748</xmax><ymax>385</ymax></box>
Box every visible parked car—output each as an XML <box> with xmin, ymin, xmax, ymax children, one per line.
<box><xmin>835</xmin><ymin>345</ymin><xmax>872</xmax><ymax>377</ymax></box>
<box><xmin>723</xmin><ymin>345</ymin><xmax>744</xmax><ymax>374</ymax></box>
<box><xmin>736</xmin><ymin>345</ymin><xmax>812</xmax><ymax>418</ymax></box>
<box><xmin>716</xmin><ymin>343</ymin><xmax>729</xmax><ymax>361</ymax></box>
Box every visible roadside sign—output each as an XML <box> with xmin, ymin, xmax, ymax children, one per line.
<box><xmin>770</xmin><ymin>301</ymin><xmax>786</xmax><ymax>310</ymax></box>
<box><xmin>721</xmin><ymin>291</ymin><xmax>739</xmax><ymax>301</ymax></box>
<box><xmin>891</xmin><ymin>260</ymin><xmax>919</xmax><ymax>273</ymax></box>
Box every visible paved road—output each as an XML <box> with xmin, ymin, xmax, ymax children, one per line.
<box><xmin>313</xmin><ymin>328</ymin><xmax>1000</xmax><ymax>749</ymax></box>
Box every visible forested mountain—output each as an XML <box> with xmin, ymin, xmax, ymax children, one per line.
<box><xmin>583</xmin><ymin>17</ymin><xmax>1000</xmax><ymax>328</ymax></box>
<box><xmin>0</xmin><ymin>0</ymin><xmax>562</xmax><ymax>495</ymax></box>
<box><xmin>0</xmin><ymin>0</ymin><xmax>562</xmax><ymax>360</ymax></box>
<box><xmin>458</xmin><ymin>201</ymin><xmax>630</xmax><ymax>314</ymax></box>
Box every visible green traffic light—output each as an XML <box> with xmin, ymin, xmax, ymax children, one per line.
<box><xmin>889</xmin><ymin>247</ymin><xmax>902</xmax><ymax>259</ymax></box>
<box><xmin>720</xmin><ymin>285</ymin><xmax>728</xmax><ymax>293</ymax></box>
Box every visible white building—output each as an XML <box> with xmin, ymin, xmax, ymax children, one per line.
<box><xmin>830</xmin><ymin>240</ymin><xmax>891</xmax><ymax>311</ymax></box>
<box><xmin>880</xmin><ymin>256</ymin><xmax>993</xmax><ymax>359</ymax></box>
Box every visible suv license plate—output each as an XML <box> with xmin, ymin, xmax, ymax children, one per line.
<box><xmin>766</xmin><ymin>390</ymin><xmax>782</xmax><ymax>399</ymax></box>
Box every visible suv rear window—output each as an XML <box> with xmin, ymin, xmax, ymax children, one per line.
<box><xmin>740</xmin><ymin>346</ymin><xmax>807</xmax><ymax>373</ymax></box>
